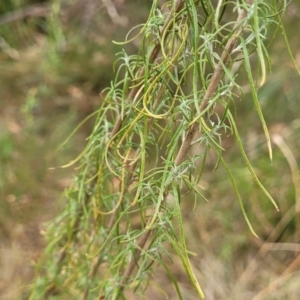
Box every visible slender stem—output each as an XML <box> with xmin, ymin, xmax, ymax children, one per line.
<box><xmin>175</xmin><ymin>2</ymin><xmax>251</xmax><ymax>166</ymax></box>
<box><xmin>116</xmin><ymin>1</ymin><xmax>253</xmax><ymax>297</ymax></box>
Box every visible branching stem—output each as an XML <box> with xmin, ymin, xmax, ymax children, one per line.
<box><xmin>116</xmin><ymin>1</ymin><xmax>254</xmax><ymax>298</ymax></box>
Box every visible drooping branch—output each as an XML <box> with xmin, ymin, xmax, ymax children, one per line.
<box><xmin>115</xmin><ymin>1</ymin><xmax>254</xmax><ymax>298</ymax></box>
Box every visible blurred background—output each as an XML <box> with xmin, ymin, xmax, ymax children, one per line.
<box><xmin>0</xmin><ymin>1</ymin><xmax>299</xmax><ymax>299</ymax></box>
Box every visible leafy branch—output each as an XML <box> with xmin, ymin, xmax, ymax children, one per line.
<box><xmin>30</xmin><ymin>1</ymin><xmax>289</xmax><ymax>299</ymax></box>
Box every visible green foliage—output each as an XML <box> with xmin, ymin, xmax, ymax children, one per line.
<box><xmin>29</xmin><ymin>1</ymin><xmax>296</xmax><ymax>299</ymax></box>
